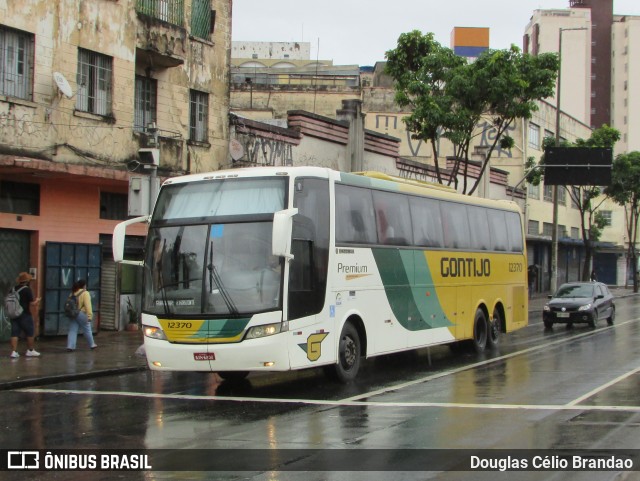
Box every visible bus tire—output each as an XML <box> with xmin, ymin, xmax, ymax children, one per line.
<box><xmin>487</xmin><ymin>308</ymin><xmax>501</xmax><ymax>349</ymax></box>
<box><xmin>218</xmin><ymin>371</ymin><xmax>249</xmax><ymax>382</ymax></box>
<box><xmin>331</xmin><ymin>322</ymin><xmax>361</xmax><ymax>383</ymax></box>
<box><xmin>472</xmin><ymin>309</ymin><xmax>488</xmax><ymax>353</ymax></box>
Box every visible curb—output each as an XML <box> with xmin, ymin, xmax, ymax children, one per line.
<box><xmin>0</xmin><ymin>365</ymin><xmax>147</xmax><ymax>391</ymax></box>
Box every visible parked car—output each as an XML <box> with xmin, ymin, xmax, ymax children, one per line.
<box><xmin>543</xmin><ymin>282</ymin><xmax>615</xmax><ymax>329</ymax></box>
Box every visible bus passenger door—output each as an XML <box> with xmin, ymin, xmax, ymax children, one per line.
<box><xmin>287</xmin><ymin>178</ymin><xmax>331</xmax><ymax>369</ymax></box>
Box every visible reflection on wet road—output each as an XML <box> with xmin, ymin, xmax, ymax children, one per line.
<box><xmin>5</xmin><ymin>296</ymin><xmax>640</xmax><ymax>480</ymax></box>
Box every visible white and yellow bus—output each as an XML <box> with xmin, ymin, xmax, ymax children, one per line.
<box><xmin>113</xmin><ymin>166</ymin><xmax>528</xmax><ymax>382</ymax></box>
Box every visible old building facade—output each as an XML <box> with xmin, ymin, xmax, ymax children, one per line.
<box><xmin>0</xmin><ymin>0</ymin><xmax>232</xmax><ymax>336</ymax></box>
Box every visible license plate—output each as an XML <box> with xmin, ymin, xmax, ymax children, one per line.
<box><xmin>556</xmin><ymin>312</ymin><xmax>570</xmax><ymax>318</ymax></box>
<box><xmin>194</xmin><ymin>352</ymin><xmax>215</xmax><ymax>361</ymax></box>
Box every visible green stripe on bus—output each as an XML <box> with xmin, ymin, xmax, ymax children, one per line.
<box><xmin>190</xmin><ymin>318</ymin><xmax>250</xmax><ymax>339</ymax></box>
<box><xmin>372</xmin><ymin>249</ymin><xmax>453</xmax><ymax>331</ymax></box>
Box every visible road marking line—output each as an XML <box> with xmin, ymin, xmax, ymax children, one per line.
<box><xmin>567</xmin><ymin>365</ymin><xmax>640</xmax><ymax>406</ymax></box>
<box><xmin>342</xmin><ymin>317</ymin><xmax>640</xmax><ymax>403</ymax></box>
<box><xmin>15</xmin><ymin>387</ymin><xmax>640</xmax><ymax>412</ymax></box>
<box><xmin>15</xmin><ymin>318</ymin><xmax>640</xmax><ymax>413</ymax></box>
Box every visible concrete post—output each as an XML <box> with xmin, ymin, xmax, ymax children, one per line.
<box><xmin>336</xmin><ymin>99</ymin><xmax>365</xmax><ymax>172</ymax></box>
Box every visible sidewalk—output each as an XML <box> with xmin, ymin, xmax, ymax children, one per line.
<box><xmin>0</xmin><ymin>287</ymin><xmax>637</xmax><ymax>391</ymax></box>
<box><xmin>0</xmin><ymin>329</ymin><xmax>147</xmax><ymax>390</ymax></box>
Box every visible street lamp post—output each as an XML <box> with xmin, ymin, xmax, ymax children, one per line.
<box><xmin>550</xmin><ymin>27</ymin><xmax>587</xmax><ymax>294</ymax></box>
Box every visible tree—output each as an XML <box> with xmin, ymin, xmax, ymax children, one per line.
<box><xmin>565</xmin><ymin>126</ymin><xmax>620</xmax><ymax>281</ymax></box>
<box><xmin>385</xmin><ymin>31</ymin><xmax>559</xmax><ymax>194</ymax></box>
<box><xmin>605</xmin><ymin>151</ymin><xmax>640</xmax><ymax>292</ymax></box>
<box><xmin>384</xmin><ymin>31</ymin><xmax>464</xmax><ymax>184</ymax></box>
<box><xmin>528</xmin><ymin>126</ymin><xmax>620</xmax><ymax>281</ymax></box>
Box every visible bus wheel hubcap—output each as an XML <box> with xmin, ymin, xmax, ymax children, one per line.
<box><xmin>343</xmin><ymin>337</ymin><xmax>356</xmax><ymax>368</ymax></box>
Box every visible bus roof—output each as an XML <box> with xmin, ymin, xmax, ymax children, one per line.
<box><xmin>161</xmin><ymin>166</ymin><xmax>521</xmax><ymax>213</ymax></box>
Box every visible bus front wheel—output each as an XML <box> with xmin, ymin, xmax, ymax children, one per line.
<box><xmin>330</xmin><ymin>322</ymin><xmax>361</xmax><ymax>383</ymax></box>
<box><xmin>472</xmin><ymin>309</ymin><xmax>488</xmax><ymax>353</ymax></box>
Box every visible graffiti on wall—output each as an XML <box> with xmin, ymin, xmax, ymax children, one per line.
<box><xmin>236</xmin><ymin>134</ymin><xmax>294</xmax><ymax>166</ymax></box>
<box><xmin>373</xmin><ymin>114</ymin><xmax>517</xmax><ymax>159</ymax></box>
<box><xmin>477</xmin><ymin>121</ymin><xmax>516</xmax><ymax>158</ymax></box>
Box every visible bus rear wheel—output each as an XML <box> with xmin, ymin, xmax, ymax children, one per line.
<box><xmin>487</xmin><ymin>308</ymin><xmax>502</xmax><ymax>349</ymax></box>
<box><xmin>472</xmin><ymin>309</ymin><xmax>488</xmax><ymax>353</ymax></box>
<box><xmin>330</xmin><ymin>322</ymin><xmax>361</xmax><ymax>383</ymax></box>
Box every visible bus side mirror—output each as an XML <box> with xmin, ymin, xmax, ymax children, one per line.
<box><xmin>272</xmin><ymin>208</ymin><xmax>298</xmax><ymax>261</ymax></box>
<box><xmin>113</xmin><ymin>215</ymin><xmax>149</xmax><ymax>263</ymax></box>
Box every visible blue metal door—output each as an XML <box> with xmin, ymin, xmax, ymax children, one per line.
<box><xmin>593</xmin><ymin>252</ymin><xmax>617</xmax><ymax>286</ymax></box>
<box><xmin>44</xmin><ymin>242</ymin><xmax>101</xmax><ymax>336</ymax></box>
<box><xmin>0</xmin><ymin>229</ymin><xmax>31</xmax><ymax>341</ymax></box>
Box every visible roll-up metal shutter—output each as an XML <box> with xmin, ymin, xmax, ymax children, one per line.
<box><xmin>100</xmin><ymin>259</ymin><xmax>117</xmax><ymax>330</ymax></box>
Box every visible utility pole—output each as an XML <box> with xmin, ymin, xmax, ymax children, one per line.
<box><xmin>146</xmin><ymin>122</ymin><xmax>159</xmax><ymax>213</ymax></box>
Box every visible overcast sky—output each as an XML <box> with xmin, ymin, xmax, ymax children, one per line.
<box><xmin>232</xmin><ymin>0</ymin><xmax>640</xmax><ymax>66</ymax></box>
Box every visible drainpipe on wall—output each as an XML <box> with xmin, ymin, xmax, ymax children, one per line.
<box><xmin>336</xmin><ymin>99</ymin><xmax>365</xmax><ymax>172</ymax></box>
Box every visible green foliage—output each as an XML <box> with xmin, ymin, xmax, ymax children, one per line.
<box><xmin>605</xmin><ymin>151</ymin><xmax>640</xmax><ymax>205</ymax></box>
<box><xmin>385</xmin><ymin>31</ymin><xmax>559</xmax><ymax>193</ymax></box>
<box><xmin>590</xmin><ymin>211</ymin><xmax>608</xmax><ymax>241</ymax></box>
<box><xmin>525</xmin><ymin>156</ymin><xmax>542</xmax><ymax>186</ymax></box>
<box><xmin>574</xmin><ymin>124</ymin><xmax>620</xmax><ymax>149</ymax></box>
<box><xmin>605</xmin><ymin>151</ymin><xmax>640</xmax><ymax>291</ymax></box>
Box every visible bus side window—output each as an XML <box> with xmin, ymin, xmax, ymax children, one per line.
<box><xmin>335</xmin><ymin>184</ymin><xmax>376</xmax><ymax>244</ymax></box>
<box><xmin>410</xmin><ymin>196</ymin><xmax>443</xmax><ymax>248</ymax></box>
<box><xmin>373</xmin><ymin>190</ymin><xmax>413</xmax><ymax>246</ymax></box>
<box><xmin>505</xmin><ymin>211</ymin><xmax>524</xmax><ymax>252</ymax></box>
<box><xmin>467</xmin><ymin>206</ymin><xmax>490</xmax><ymax>251</ymax></box>
<box><xmin>441</xmin><ymin>201</ymin><xmax>470</xmax><ymax>249</ymax></box>
<box><xmin>487</xmin><ymin>210</ymin><xmax>508</xmax><ymax>251</ymax></box>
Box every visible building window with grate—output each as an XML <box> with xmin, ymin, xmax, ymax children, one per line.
<box><xmin>0</xmin><ymin>26</ymin><xmax>34</xmax><ymax>100</ymax></box>
<box><xmin>191</xmin><ymin>0</ymin><xmax>213</xmax><ymax>39</ymax></box>
<box><xmin>571</xmin><ymin>227</ymin><xmax>580</xmax><ymax>239</ymax></box>
<box><xmin>528</xmin><ymin>123</ymin><xmax>540</xmax><ymax>149</ymax></box>
<box><xmin>600</xmin><ymin>210</ymin><xmax>612</xmax><ymax>227</ymax></box>
<box><xmin>134</xmin><ymin>75</ymin><xmax>157</xmax><ymax>132</ymax></box>
<box><xmin>189</xmin><ymin>89</ymin><xmax>209</xmax><ymax>143</ymax></box>
<box><xmin>543</xmin><ymin>184</ymin><xmax>553</xmax><ymax>202</ymax></box>
<box><xmin>558</xmin><ymin>186</ymin><xmax>566</xmax><ymax>205</ymax></box>
<box><xmin>76</xmin><ymin>48</ymin><xmax>113</xmax><ymax>116</ymax></box>
<box><xmin>0</xmin><ymin>180</ymin><xmax>39</xmax><ymax>215</ymax></box>
<box><xmin>100</xmin><ymin>192</ymin><xmax>128</xmax><ymax>220</ymax></box>
<box><xmin>528</xmin><ymin>220</ymin><xmax>539</xmax><ymax>236</ymax></box>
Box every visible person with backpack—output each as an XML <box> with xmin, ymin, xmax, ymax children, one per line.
<box><xmin>66</xmin><ymin>279</ymin><xmax>97</xmax><ymax>351</ymax></box>
<box><xmin>8</xmin><ymin>272</ymin><xmax>41</xmax><ymax>358</ymax></box>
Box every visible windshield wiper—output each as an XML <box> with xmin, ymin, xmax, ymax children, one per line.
<box><xmin>157</xmin><ymin>239</ymin><xmax>173</xmax><ymax>315</ymax></box>
<box><xmin>208</xmin><ymin>240</ymin><xmax>238</xmax><ymax>315</ymax></box>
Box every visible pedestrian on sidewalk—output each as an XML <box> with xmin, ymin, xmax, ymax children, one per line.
<box><xmin>9</xmin><ymin>272</ymin><xmax>41</xmax><ymax>358</ymax></box>
<box><xmin>66</xmin><ymin>279</ymin><xmax>98</xmax><ymax>351</ymax></box>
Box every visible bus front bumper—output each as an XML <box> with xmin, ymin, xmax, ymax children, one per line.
<box><xmin>143</xmin><ymin>333</ymin><xmax>292</xmax><ymax>372</ymax></box>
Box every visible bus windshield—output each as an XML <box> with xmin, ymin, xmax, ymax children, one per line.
<box><xmin>143</xmin><ymin>177</ymin><xmax>286</xmax><ymax>317</ymax></box>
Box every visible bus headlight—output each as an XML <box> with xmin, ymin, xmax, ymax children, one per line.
<box><xmin>245</xmin><ymin>321</ymin><xmax>288</xmax><ymax>340</ymax></box>
<box><xmin>143</xmin><ymin>325</ymin><xmax>167</xmax><ymax>340</ymax></box>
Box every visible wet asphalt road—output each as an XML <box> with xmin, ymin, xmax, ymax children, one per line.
<box><xmin>2</xmin><ymin>296</ymin><xmax>640</xmax><ymax>481</ymax></box>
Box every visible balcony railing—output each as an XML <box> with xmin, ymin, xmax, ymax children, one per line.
<box><xmin>136</xmin><ymin>0</ymin><xmax>184</xmax><ymax>27</ymax></box>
